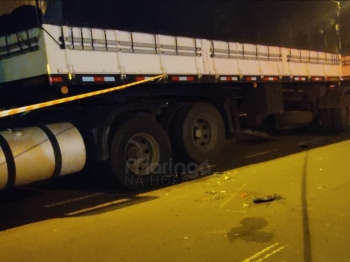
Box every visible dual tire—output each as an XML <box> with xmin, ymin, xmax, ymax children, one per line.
<box><xmin>109</xmin><ymin>102</ymin><xmax>225</xmax><ymax>190</ymax></box>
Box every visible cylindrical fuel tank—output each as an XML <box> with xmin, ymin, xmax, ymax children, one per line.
<box><xmin>0</xmin><ymin>122</ymin><xmax>86</xmax><ymax>190</ymax></box>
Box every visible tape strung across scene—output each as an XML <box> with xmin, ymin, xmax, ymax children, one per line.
<box><xmin>0</xmin><ymin>74</ymin><xmax>166</xmax><ymax>118</ymax></box>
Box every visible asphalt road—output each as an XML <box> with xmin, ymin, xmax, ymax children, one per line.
<box><xmin>0</xmin><ymin>129</ymin><xmax>350</xmax><ymax>262</ymax></box>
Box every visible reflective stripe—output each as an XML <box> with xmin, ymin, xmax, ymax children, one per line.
<box><xmin>220</xmin><ymin>76</ymin><xmax>238</xmax><ymax>81</ymax></box>
<box><xmin>82</xmin><ymin>76</ymin><xmax>94</xmax><ymax>82</ymax></box>
<box><xmin>82</xmin><ymin>76</ymin><xmax>116</xmax><ymax>82</ymax></box>
<box><xmin>246</xmin><ymin>77</ymin><xmax>257</xmax><ymax>81</ymax></box>
<box><xmin>264</xmin><ymin>77</ymin><xmax>278</xmax><ymax>81</ymax></box>
<box><xmin>171</xmin><ymin>76</ymin><xmax>195</xmax><ymax>81</ymax></box>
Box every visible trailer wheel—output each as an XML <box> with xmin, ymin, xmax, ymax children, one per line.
<box><xmin>332</xmin><ymin>95</ymin><xmax>350</xmax><ymax>133</ymax></box>
<box><xmin>170</xmin><ymin>102</ymin><xmax>225</xmax><ymax>164</ymax></box>
<box><xmin>110</xmin><ymin>116</ymin><xmax>171</xmax><ymax>190</ymax></box>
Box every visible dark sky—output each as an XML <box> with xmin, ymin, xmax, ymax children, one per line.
<box><xmin>0</xmin><ymin>1</ymin><xmax>338</xmax><ymax>52</ymax></box>
<box><xmin>58</xmin><ymin>1</ymin><xmax>339</xmax><ymax>51</ymax></box>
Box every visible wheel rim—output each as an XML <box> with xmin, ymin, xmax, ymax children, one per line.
<box><xmin>192</xmin><ymin>117</ymin><xmax>217</xmax><ymax>152</ymax></box>
<box><xmin>124</xmin><ymin>133</ymin><xmax>160</xmax><ymax>175</ymax></box>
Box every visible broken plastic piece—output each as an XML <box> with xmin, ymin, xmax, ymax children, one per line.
<box><xmin>253</xmin><ymin>194</ymin><xmax>277</xmax><ymax>204</ymax></box>
<box><xmin>240</xmin><ymin>192</ymin><xmax>248</xmax><ymax>198</ymax></box>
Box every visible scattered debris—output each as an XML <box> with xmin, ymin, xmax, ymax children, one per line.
<box><xmin>184</xmin><ymin>237</ymin><xmax>188</xmax><ymax>240</ymax></box>
<box><xmin>240</xmin><ymin>192</ymin><xmax>248</xmax><ymax>198</ymax></box>
<box><xmin>224</xmin><ymin>176</ymin><xmax>230</xmax><ymax>181</ymax></box>
<box><xmin>213</xmin><ymin>171</ymin><xmax>224</xmax><ymax>175</ymax></box>
<box><xmin>253</xmin><ymin>194</ymin><xmax>277</xmax><ymax>204</ymax></box>
<box><xmin>221</xmin><ymin>190</ymin><xmax>226</xmax><ymax>193</ymax></box>
<box><xmin>243</xmin><ymin>204</ymin><xmax>249</xmax><ymax>207</ymax></box>
<box><xmin>212</xmin><ymin>195</ymin><xmax>223</xmax><ymax>200</ymax></box>
<box><xmin>205</xmin><ymin>190</ymin><xmax>217</xmax><ymax>194</ymax></box>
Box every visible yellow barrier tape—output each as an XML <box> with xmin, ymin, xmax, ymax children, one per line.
<box><xmin>0</xmin><ymin>74</ymin><xmax>166</xmax><ymax>118</ymax></box>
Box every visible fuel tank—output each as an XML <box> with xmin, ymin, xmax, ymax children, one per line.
<box><xmin>0</xmin><ymin>122</ymin><xmax>86</xmax><ymax>190</ymax></box>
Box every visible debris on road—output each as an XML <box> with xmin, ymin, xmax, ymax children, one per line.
<box><xmin>224</xmin><ymin>176</ymin><xmax>230</xmax><ymax>181</ymax></box>
<box><xmin>240</xmin><ymin>192</ymin><xmax>248</xmax><ymax>198</ymax></box>
<box><xmin>212</xmin><ymin>195</ymin><xmax>223</xmax><ymax>200</ymax></box>
<box><xmin>253</xmin><ymin>194</ymin><xmax>277</xmax><ymax>204</ymax></box>
<box><xmin>243</xmin><ymin>204</ymin><xmax>249</xmax><ymax>207</ymax></box>
<box><xmin>205</xmin><ymin>190</ymin><xmax>217</xmax><ymax>194</ymax></box>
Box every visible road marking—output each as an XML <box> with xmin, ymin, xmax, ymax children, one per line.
<box><xmin>245</xmin><ymin>149</ymin><xmax>278</xmax><ymax>159</ymax></box>
<box><xmin>242</xmin><ymin>243</ymin><xmax>288</xmax><ymax>262</ymax></box>
<box><xmin>255</xmin><ymin>244</ymin><xmax>289</xmax><ymax>262</ymax></box>
<box><xmin>44</xmin><ymin>192</ymin><xmax>105</xmax><ymax>208</ymax></box>
<box><xmin>220</xmin><ymin>183</ymin><xmax>247</xmax><ymax>209</ymax></box>
<box><xmin>65</xmin><ymin>198</ymin><xmax>129</xmax><ymax>216</ymax></box>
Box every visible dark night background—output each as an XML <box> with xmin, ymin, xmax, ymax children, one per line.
<box><xmin>1</xmin><ymin>1</ymin><xmax>348</xmax><ymax>53</ymax></box>
<box><xmin>57</xmin><ymin>1</ymin><xmax>341</xmax><ymax>53</ymax></box>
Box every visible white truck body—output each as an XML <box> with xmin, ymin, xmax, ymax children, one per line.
<box><xmin>0</xmin><ymin>24</ymin><xmax>342</xmax><ymax>84</ymax></box>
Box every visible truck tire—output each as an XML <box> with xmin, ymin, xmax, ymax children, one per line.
<box><xmin>332</xmin><ymin>95</ymin><xmax>350</xmax><ymax>133</ymax></box>
<box><xmin>110</xmin><ymin>116</ymin><xmax>171</xmax><ymax>190</ymax></box>
<box><xmin>170</xmin><ymin>102</ymin><xmax>225</xmax><ymax>164</ymax></box>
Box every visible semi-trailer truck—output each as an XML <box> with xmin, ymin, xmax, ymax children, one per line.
<box><xmin>0</xmin><ymin>1</ymin><xmax>348</xmax><ymax>190</ymax></box>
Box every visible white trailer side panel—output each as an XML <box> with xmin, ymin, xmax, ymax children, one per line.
<box><xmin>157</xmin><ymin>36</ymin><xmax>201</xmax><ymax>75</ymax></box>
<box><xmin>0</xmin><ymin>24</ymin><xmax>342</xmax><ymax>84</ymax></box>
<box><xmin>210</xmin><ymin>41</ymin><xmax>240</xmax><ymax>75</ymax></box>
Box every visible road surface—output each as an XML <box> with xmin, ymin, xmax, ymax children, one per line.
<box><xmin>0</xmin><ymin>129</ymin><xmax>349</xmax><ymax>262</ymax></box>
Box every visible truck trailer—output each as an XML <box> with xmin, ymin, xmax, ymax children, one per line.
<box><xmin>0</xmin><ymin>1</ymin><xmax>348</xmax><ymax>190</ymax></box>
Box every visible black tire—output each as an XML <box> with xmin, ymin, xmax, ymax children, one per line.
<box><xmin>332</xmin><ymin>95</ymin><xmax>350</xmax><ymax>133</ymax></box>
<box><xmin>170</xmin><ymin>102</ymin><xmax>225</xmax><ymax>164</ymax></box>
<box><xmin>110</xmin><ymin>116</ymin><xmax>171</xmax><ymax>190</ymax></box>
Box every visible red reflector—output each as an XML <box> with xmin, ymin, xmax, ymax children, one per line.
<box><xmin>264</xmin><ymin>77</ymin><xmax>278</xmax><ymax>81</ymax></box>
<box><xmin>247</xmin><ymin>77</ymin><xmax>252</xmax><ymax>81</ymax></box>
<box><xmin>171</xmin><ymin>76</ymin><xmax>180</xmax><ymax>81</ymax></box>
<box><xmin>94</xmin><ymin>76</ymin><xmax>104</xmax><ymax>82</ymax></box>
<box><xmin>136</xmin><ymin>76</ymin><xmax>145</xmax><ymax>81</ymax></box>
<box><xmin>227</xmin><ymin>76</ymin><xmax>232</xmax><ymax>81</ymax></box>
<box><xmin>187</xmin><ymin>76</ymin><xmax>195</xmax><ymax>81</ymax></box>
<box><xmin>50</xmin><ymin>76</ymin><xmax>63</xmax><ymax>83</ymax></box>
